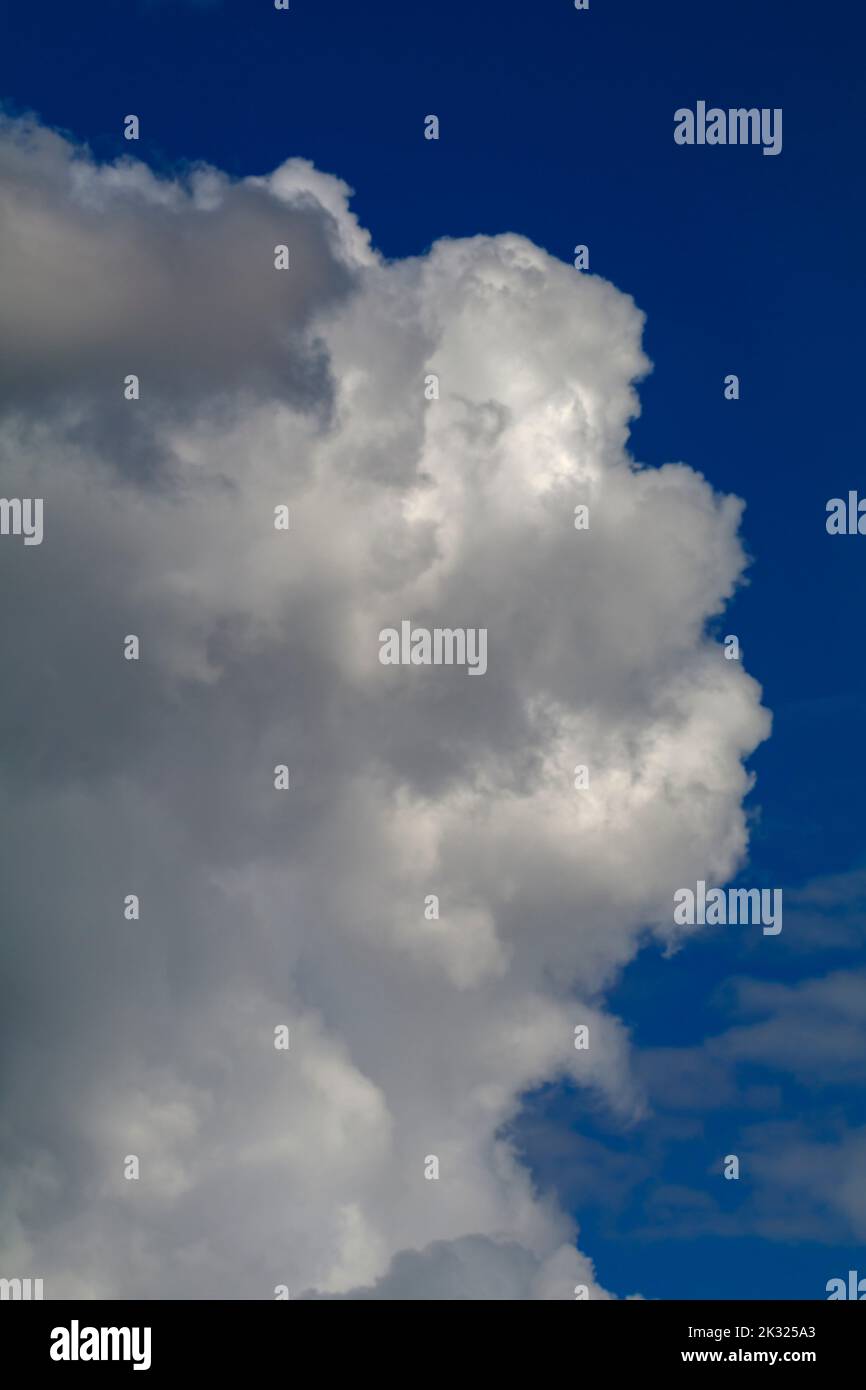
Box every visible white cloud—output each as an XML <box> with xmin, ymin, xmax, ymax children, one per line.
<box><xmin>709</xmin><ymin>970</ymin><xmax>866</xmax><ymax>1085</ymax></box>
<box><xmin>0</xmin><ymin>117</ymin><xmax>770</xmax><ymax>1299</ymax></box>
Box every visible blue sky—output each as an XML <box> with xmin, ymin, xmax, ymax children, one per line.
<box><xmin>3</xmin><ymin>0</ymin><xmax>864</xmax><ymax>1299</ymax></box>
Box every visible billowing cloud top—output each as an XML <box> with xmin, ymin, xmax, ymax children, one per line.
<box><xmin>0</xmin><ymin>116</ymin><xmax>769</xmax><ymax>1299</ymax></box>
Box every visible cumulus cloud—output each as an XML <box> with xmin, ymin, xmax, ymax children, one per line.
<box><xmin>0</xmin><ymin>116</ymin><xmax>770</xmax><ymax>1298</ymax></box>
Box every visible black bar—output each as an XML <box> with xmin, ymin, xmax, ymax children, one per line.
<box><xmin>3</xmin><ymin>1299</ymin><xmax>862</xmax><ymax>1376</ymax></box>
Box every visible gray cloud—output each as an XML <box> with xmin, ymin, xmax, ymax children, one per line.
<box><xmin>711</xmin><ymin>970</ymin><xmax>866</xmax><ymax>1086</ymax></box>
<box><xmin>563</xmin><ymin>968</ymin><xmax>866</xmax><ymax>1247</ymax></box>
<box><xmin>300</xmin><ymin>1235</ymin><xmax>612</xmax><ymax>1301</ymax></box>
<box><xmin>0</xmin><ymin>118</ymin><xmax>357</xmax><ymax>481</ymax></box>
<box><xmin>780</xmin><ymin>867</ymin><xmax>866</xmax><ymax>951</ymax></box>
